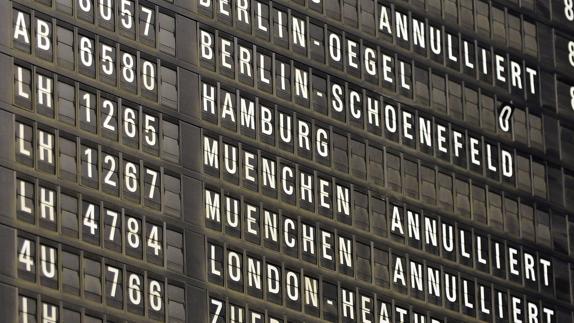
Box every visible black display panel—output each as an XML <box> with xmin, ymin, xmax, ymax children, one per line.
<box><xmin>0</xmin><ymin>0</ymin><xmax>574</xmax><ymax>322</ymax></box>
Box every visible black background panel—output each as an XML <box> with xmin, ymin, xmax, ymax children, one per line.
<box><xmin>0</xmin><ymin>0</ymin><xmax>574</xmax><ymax>321</ymax></box>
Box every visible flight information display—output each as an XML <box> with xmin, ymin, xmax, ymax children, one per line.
<box><xmin>0</xmin><ymin>0</ymin><xmax>574</xmax><ymax>322</ymax></box>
